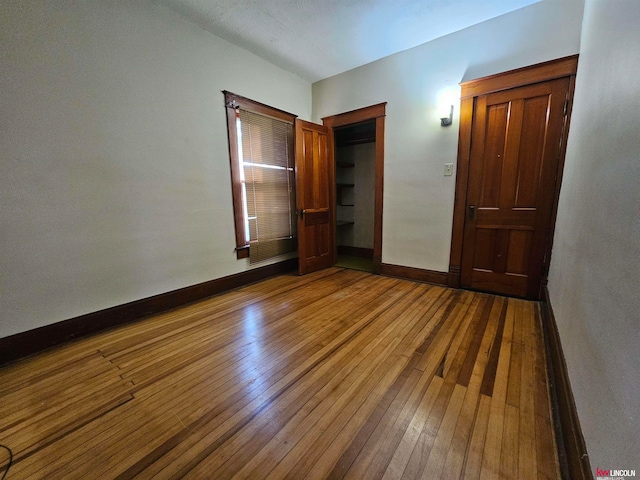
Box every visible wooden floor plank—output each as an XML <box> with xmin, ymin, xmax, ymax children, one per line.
<box><xmin>229</xmin><ymin>287</ymin><xmax>449</xmax><ymax>480</ymax></box>
<box><xmin>381</xmin><ymin>376</ymin><xmax>445</xmax><ymax>480</ymax></box>
<box><xmin>479</xmin><ymin>297</ymin><xmax>515</xmax><ymax>480</ymax></box>
<box><xmin>0</xmin><ymin>268</ymin><xmax>560</xmax><ymax>480</ymax></box>
<box><xmin>330</xmin><ymin>290</ymin><xmax>465</xmax><ymax>480</ymax></box>
<box><xmin>461</xmin><ymin>394</ymin><xmax>492</xmax><ymax>480</ymax></box>
<box><xmin>189</xmin><ymin>313</ymin><xmax>416</xmax><ymax>480</ymax></box>
<box><xmin>500</xmin><ymin>403</ymin><xmax>520</xmax><ymax>479</ymax></box>
<box><xmin>366</xmin><ymin>293</ymin><xmax>478</xmax><ymax>480</ymax></box>
<box><xmin>266</xmin><ymin>284</ymin><xmax>432</xmax><ymax>480</ymax></box>
<box><xmin>518</xmin><ymin>300</ymin><xmax>539</xmax><ymax>480</ymax></box>
<box><xmin>338</xmin><ymin>291</ymin><xmax>477</xmax><ymax>480</ymax></box>
<box><xmin>532</xmin><ymin>304</ymin><xmax>561</xmax><ymax>479</ymax></box>
<box><xmin>419</xmin><ymin>383</ymin><xmax>468</xmax><ymax>479</ymax></box>
<box><xmin>438</xmin><ymin>294</ymin><xmax>506</xmax><ymax>480</ymax></box>
<box><xmin>400</xmin><ymin>296</ymin><xmax>504</xmax><ymax>480</ymax></box>
<box><xmin>116</xmin><ymin>277</ymin><xmax>414</xmax><ymax>479</ymax></box>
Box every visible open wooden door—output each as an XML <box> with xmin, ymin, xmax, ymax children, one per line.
<box><xmin>295</xmin><ymin>119</ymin><xmax>335</xmax><ymax>275</ymax></box>
<box><xmin>460</xmin><ymin>76</ymin><xmax>571</xmax><ymax>298</ymax></box>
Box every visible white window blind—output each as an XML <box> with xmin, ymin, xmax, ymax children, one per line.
<box><xmin>237</xmin><ymin>109</ymin><xmax>296</xmax><ymax>263</ymax></box>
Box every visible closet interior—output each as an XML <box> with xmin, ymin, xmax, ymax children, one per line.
<box><xmin>334</xmin><ymin>121</ymin><xmax>376</xmax><ymax>272</ymax></box>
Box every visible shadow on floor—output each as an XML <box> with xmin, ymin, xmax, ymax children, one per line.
<box><xmin>335</xmin><ymin>255</ymin><xmax>373</xmax><ymax>273</ymax></box>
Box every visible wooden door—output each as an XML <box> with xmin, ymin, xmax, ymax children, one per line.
<box><xmin>460</xmin><ymin>77</ymin><xmax>570</xmax><ymax>298</ymax></box>
<box><xmin>295</xmin><ymin>119</ymin><xmax>335</xmax><ymax>274</ymax></box>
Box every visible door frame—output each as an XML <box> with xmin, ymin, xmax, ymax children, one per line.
<box><xmin>447</xmin><ymin>56</ymin><xmax>578</xmax><ymax>297</ymax></box>
<box><xmin>322</xmin><ymin>103</ymin><xmax>386</xmax><ymax>274</ymax></box>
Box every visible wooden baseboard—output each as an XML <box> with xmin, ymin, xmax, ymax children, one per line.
<box><xmin>540</xmin><ymin>286</ymin><xmax>593</xmax><ymax>480</ymax></box>
<box><xmin>337</xmin><ymin>245</ymin><xmax>374</xmax><ymax>259</ymax></box>
<box><xmin>0</xmin><ymin>258</ymin><xmax>298</xmax><ymax>366</ymax></box>
<box><xmin>380</xmin><ymin>263</ymin><xmax>448</xmax><ymax>286</ymax></box>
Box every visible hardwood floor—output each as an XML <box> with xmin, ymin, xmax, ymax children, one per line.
<box><xmin>0</xmin><ymin>268</ymin><xmax>560</xmax><ymax>479</ymax></box>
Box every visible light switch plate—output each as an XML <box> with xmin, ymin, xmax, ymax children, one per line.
<box><xmin>444</xmin><ymin>163</ymin><xmax>454</xmax><ymax>176</ymax></box>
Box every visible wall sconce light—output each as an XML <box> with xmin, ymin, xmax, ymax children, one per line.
<box><xmin>440</xmin><ymin>105</ymin><xmax>454</xmax><ymax>127</ymax></box>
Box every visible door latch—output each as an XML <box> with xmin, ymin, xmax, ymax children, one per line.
<box><xmin>468</xmin><ymin>205</ymin><xmax>475</xmax><ymax>220</ymax></box>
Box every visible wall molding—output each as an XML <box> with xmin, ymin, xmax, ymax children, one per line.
<box><xmin>540</xmin><ymin>286</ymin><xmax>593</xmax><ymax>480</ymax></box>
<box><xmin>380</xmin><ymin>263</ymin><xmax>448</xmax><ymax>286</ymax></box>
<box><xmin>460</xmin><ymin>55</ymin><xmax>579</xmax><ymax>99</ymax></box>
<box><xmin>0</xmin><ymin>258</ymin><xmax>298</xmax><ymax>366</ymax></box>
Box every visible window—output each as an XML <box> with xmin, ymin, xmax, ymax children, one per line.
<box><xmin>224</xmin><ymin>91</ymin><xmax>297</xmax><ymax>263</ymax></box>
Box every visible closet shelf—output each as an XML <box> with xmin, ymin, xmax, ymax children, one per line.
<box><xmin>336</xmin><ymin>220</ymin><xmax>355</xmax><ymax>226</ymax></box>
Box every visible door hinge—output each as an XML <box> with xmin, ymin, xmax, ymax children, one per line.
<box><xmin>563</xmin><ymin>99</ymin><xmax>569</xmax><ymax>116</ymax></box>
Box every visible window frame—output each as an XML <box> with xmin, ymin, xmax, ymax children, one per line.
<box><xmin>223</xmin><ymin>91</ymin><xmax>297</xmax><ymax>259</ymax></box>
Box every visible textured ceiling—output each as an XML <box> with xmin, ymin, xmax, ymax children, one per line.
<box><xmin>155</xmin><ymin>0</ymin><xmax>541</xmax><ymax>82</ymax></box>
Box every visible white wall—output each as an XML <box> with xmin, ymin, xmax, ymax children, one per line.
<box><xmin>0</xmin><ymin>0</ymin><xmax>311</xmax><ymax>339</ymax></box>
<box><xmin>313</xmin><ymin>0</ymin><xmax>584</xmax><ymax>272</ymax></box>
<box><xmin>548</xmin><ymin>0</ymin><xmax>640</xmax><ymax>470</ymax></box>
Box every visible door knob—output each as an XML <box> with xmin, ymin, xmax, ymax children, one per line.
<box><xmin>468</xmin><ymin>205</ymin><xmax>475</xmax><ymax>220</ymax></box>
